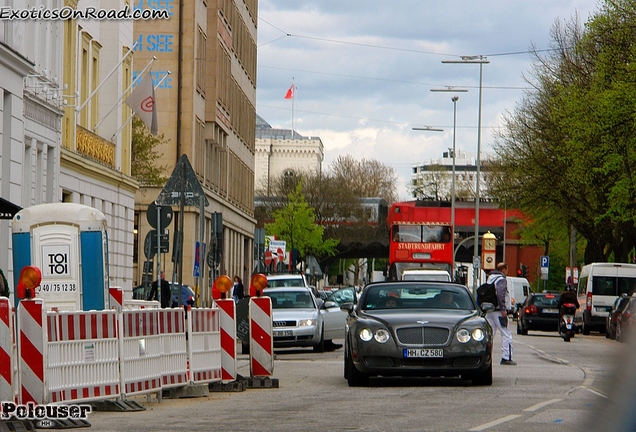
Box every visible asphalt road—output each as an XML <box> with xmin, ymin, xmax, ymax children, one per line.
<box><xmin>83</xmin><ymin>331</ymin><xmax>629</xmax><ymax>432</ymax></box>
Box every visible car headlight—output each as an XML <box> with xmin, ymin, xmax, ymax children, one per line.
<box><xmin>359</xmin><ymin>328</ymin><xmax>373</xmax><ymax>341</ymax></box>
<box><xmin>374</xmin><ymin>329</ymin><xmax>390</xmax><ymax>343</ymax></box>
<box><xmin>472</xmin><ymin>328</ymin><xmax>485</xmax><ymax>341</ymax></box>
<box><xmin>456</xmin><ymin>329</ymin><xmax>471</xmax><ymax>343</ymax></box>
<box><xmin>298</xmin><ymin>319</ymin><xmax>317</xmax><ymax>327</ymax></box>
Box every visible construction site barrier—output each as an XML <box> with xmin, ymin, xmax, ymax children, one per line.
<box><xmin>249</xmin><ymin>297</ymin><xmax>274</xmax><ymax>377</ymax></box>
<box><xmin>17</xmin><ymin>299</ymin><xmax>47</xmax><ymax>404</ymax></box>
<box><xmin>0</xmin><ymin>296</ymin><xmax>15</xmax><ymax>402</ymax></box>
<box><xmin>157</xmin><ymin>308</ymin><xmax>188</xmax><ymax>388</ymax></box>
<box><xmin>119</xmin><ymin>309</ymin><xmax>163</xmax><ymax>397</ymax></box>
<box><xmin>216</xmin><ymin>299</ymin><xmax>237</xmax><ymax>382</ymax></box>
<box><xmin>188</xmin><ymin>307</ymin><xmax>222</xmax><ymax>384</ymax></box>
<box><xmin>46</xmin><ymin>310</ymin><xmax>120</xmax><ymax>403</ymax></box>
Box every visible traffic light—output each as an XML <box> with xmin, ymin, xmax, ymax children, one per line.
<box><xmin>517</xmin><ymin>269</ymin><xmax>522</xmax><ymax>277</ymax></box>
<box><xmin>520</xmin><ymin>264</ymin><xmax>529</xmax><ymax>278</ymax></box>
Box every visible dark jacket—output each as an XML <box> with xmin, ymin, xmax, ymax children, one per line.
<box><xmin>486</xmin><ymin>270</ymin><xmax>507</xmax><ymax>311</ymax></box>
<box><xmin>149</xmin><ymin>278</ymin><xmax>171</xmax><ymax>308</ymax></box>
<box><xmin>558</xmin><ymin>290</ymin><xmax>580</xmax><ymax>310</ymax></box>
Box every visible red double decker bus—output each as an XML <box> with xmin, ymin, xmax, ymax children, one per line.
<box><xmin>387</xmin><ymin>201</ymin><xmax>454</xmax><ymax>280</ymax></box>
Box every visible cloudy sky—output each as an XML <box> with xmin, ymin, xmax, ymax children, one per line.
<box><xmin>255</xmin><ymin>1</ymin><xmax>600</xmax><ymax>200</ymax></box>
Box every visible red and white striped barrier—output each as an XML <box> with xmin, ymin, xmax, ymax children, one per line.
<box><xmin>249</xmin><ymin>297</ymin><xmax>274</xmax><ymax>377</ymax></box>
<box><xmin>109</xmin><ymin>287</ymin><xmax>123</xmax><ymax>311</ymax></box>
<box><xmin>17</xmin><ymin>299</ymin><xmax>47</xmax><ymax>404</ymax></box>
<box><xmin>46</xmin><ymin>310</ymin><xmax>120</xmax><ymax>403</ymax></box>
<box><xmin>157</xmin><ymin>308</ymin><xmax>188</xmax><ymax>388</ymax></box>
<box><xmin>216</xmin><ymin>299</ymin><xmax>237</xmax><ymax>382</ymax></box>
<box><xmin>188</xmin><ymin>307</ymin><xmax>222</xmax><ymax>384</ymax></box>
<box><xmin>0</xmin><ymin>297</ymin><xmax>14</xmax><ymax>402</ymax></box>
<box><xmin>119</xmin><ymin>309</ymin><xmax>162</xmax><ymax>397</ymax></box>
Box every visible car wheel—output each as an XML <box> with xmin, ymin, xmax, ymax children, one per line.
<box><xmin>313</xmin><ymin>325</ymin><xmax>325</xmax><ymax>353</ymax></box>
<box><xmin>346</xmin><ymin>348</ymin><xmax>369</xmax><ymax>387</ymax></box>
<box><xmin>519</xmin><ymin>320</ymin><xmax>528</xmax><ymax>335</ymax></box>
<box><xmin>344</xmin><ymin>344</ymin><xmax>350</xmax><ymax>379</ymax></box>
<box><xmin>468</xmin><ymin>364</ymin><xmax>492</xmax><ymax>386</ymax></box>
<box><xmin>582</xmin><ymin>320</ymin><xmax>591</xmax><ymax>335</ymax></box>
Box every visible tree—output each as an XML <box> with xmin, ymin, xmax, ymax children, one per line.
<box><xmin>490</xmin><ymin>1</ymin><xmax>636</xmax><ymax>264</ymax></box>
<box><xmin>330</xmin><ymin>155</ymin><xmax>398</xmax><ymax>204</ymax></box>
<box><xmin>131</xmin><ymin>116</ymin><xmax>169</xmax><ymax>185</ymax></box>
<box><xmin>265</xmin><ymin>182</ymin><xmax>339</xmax><ymax>260</ymax></box>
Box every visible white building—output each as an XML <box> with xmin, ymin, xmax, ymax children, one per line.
<box><xmin>255</xmin><ymin>115</ymin><xmax>324</xmax><ymax>192</ymax></box>
<box><xmin>411</xmin><ymin>151</ymin><xmax>492</xmax><ymax>201</ymax></box>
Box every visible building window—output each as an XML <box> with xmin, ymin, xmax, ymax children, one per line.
<box><xmin>196</xmin><ymin>26</ymin><xmax>206</xmax><ymax>96</ymax></box>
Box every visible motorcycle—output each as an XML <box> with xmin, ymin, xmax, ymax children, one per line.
<box><xmin>559</xmin><ymin>303</ymin><xmax>577</xmax><ymax>342</ymax></box>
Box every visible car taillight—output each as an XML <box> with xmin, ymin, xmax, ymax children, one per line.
<box><xmin>525</xmin><ymin>305</ymin><xmax>538</xmax><ymax>315</ymax></box>
<box><xmin>586</xmin><ymin>292</ymin><xmax>592</xmax><ymax>311</ymax></box>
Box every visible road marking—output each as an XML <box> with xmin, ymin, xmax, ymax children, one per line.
<box><xmin>523</xmin><ymin>398</ymin><xmax>562</xmax><ymax>412</ymax></box>
<box><xmin>468</xmin><ymin>414</ymin><xmax>522</xmax><ymax>431</ymax></box>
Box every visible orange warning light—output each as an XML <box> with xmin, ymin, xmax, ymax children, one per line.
<box><xmin>17</xmin><ymin>266</ymin><xmax>42</xmax><ymax>299</ymax></box>
<box><xmin>214</xmin><ymin>275</ymin><xmax>233</xmax><ymax>293</ymax></box>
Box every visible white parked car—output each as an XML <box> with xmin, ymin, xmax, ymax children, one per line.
<box><xmin>263</xmin><ymin>287</ymin><xmax>347</xmax><ymax>352</ymax></box>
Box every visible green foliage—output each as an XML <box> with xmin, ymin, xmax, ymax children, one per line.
<box><xmin>131</xmin><ymin>116</ymin><xmax>169</xmax><ymax>186</ymax></box>
<box><xmin>265</xmin><ymin>182</ymin><xmax>339</xmax><ymax>260</ymax></box>
<box><xmin>0</xmin><ymin>268</ymin><xmax>8</xmax><ymax>298</ymax></box>
<box><xmin>490</xmin><ymin>1</ymin><xmax>636</xmax><ymax>265</ymax></box>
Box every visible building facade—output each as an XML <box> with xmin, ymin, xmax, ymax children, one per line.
<box><xmin>411</xmin><ymin>151</ymin><xmax>492</xmax><ymax>201</ymax></box>
<box><xmin>60</xmin><ymin>0</ymin><xmax>138</xmax><ymax>290</ymax></box>
<box><xmin>132</xmin><ymin>0</ymin><xmax>258</xmax><ymax>306</ymax></box>
<box><xmin>255</xmin><ymin>114</ymin><xmax>324</xmax><ymax>193</ymax></box>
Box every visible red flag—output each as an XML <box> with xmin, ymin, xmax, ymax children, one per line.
<box><xmin>284</xmin><ymin>83</ymin><xmax>294</xmax><ymax>99</ymax></box>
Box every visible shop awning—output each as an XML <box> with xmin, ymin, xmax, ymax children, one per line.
<box><xmin>0</xmin><ymin>197</ymin><xmax>22</xmax><ymax>219</ymax></box>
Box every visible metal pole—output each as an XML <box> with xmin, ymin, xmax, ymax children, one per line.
<box><xmin>156</xmin><ymin>203</ymin><xmax>161</xmax><ymax>304</ymax></box>
<box><xmin>473</xmin><ymin>61</ymin><xmax>484</xmax><ymax>292</ymax></box>
<box><xmin>198</xmin><ymin>195</ymin><xmax>205</xmax><ymax>307</ymax></box>
<box><xmin>451</xmin><ymin>96</ymin><xmax>458</xmax><ymax>279</ymax></box>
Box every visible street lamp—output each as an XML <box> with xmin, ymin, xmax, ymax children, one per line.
<box><xmin>411</xmin><ymin>126</ymin><xmax>444</xmax><ymax>199</ymax></box>
<box><xmin>430</xmin><ymin>87</ymin><xmax>468</xmax><ymax>279</ymax></box>
<box><xmin>442</xmin><ymin>55</ymin><xmax>489</xmax><ymax>292</ymax></box>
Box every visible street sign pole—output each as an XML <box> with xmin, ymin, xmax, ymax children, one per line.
<box><xmin>156</xmin><ymin>202</ymin><xmax>162</xmax><ymax>295</ymax></box>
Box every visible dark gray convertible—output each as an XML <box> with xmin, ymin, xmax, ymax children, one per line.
<box><xmin>341</xmin><ymin>281</ymin><xmax>494</xmax><ymax>386</ymax></box>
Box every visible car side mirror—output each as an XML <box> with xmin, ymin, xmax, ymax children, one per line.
<box><xmin>480</xmin><ymin>302</ymin><xmax>495</xmax><ymax>313</ymax></box>
<box><xmin>324</xmin><ymin>300</ymin><xmax>338</xmax><ymax>309</ymax></box>
<box><xmin>340</xmin><ymin>302</ymin><xmax>354</xmax><ymax>314</ymax></box>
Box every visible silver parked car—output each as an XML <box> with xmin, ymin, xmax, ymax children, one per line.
<box><xmin>264</xmin><ymin>287</ymin><xmax>347</xmax><ymax>352</ymax></box>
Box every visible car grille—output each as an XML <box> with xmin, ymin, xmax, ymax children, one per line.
<box><xmin>364</xmin><ymin>356</ymin><xmax>394</xmax><ymax>368</ymax></box>
<box><xmin>273</xmin><ymin>320</ymin><xmax>296</xmax><ymax>328</ymax></box>
<box><xmin>396</xmin><ymin>326</ymin><xmax>450</xmax><ymax>345</ymax></box>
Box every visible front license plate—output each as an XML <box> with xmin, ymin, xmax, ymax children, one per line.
<box><xmin>543</xmin><ymin>308</ymin><xmax>559</xmax><ymax>313</ymax></box>
<box><xmin>403</xmin><ymin>348</ymin><xmax>443</xmax><ymax>358</ymax></box>
<box><xmin>273</xmin><ymin>330</ymin><xmax>293</xmax><ymax>337</ymax></box>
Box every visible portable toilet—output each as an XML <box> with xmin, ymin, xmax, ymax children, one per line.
<box><xmin>11</xmin><ymin>203</ymin><xmax>109</xmax><ymax>311</ymax></box>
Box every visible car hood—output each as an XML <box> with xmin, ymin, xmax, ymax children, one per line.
<box><xmin>361</xmin><ymin>309</ymin><xmax>481</xmax><ymax>327</ymax></box>
<box><xmin>273</xmin><ymin>309</ymin><xmax>320</xmax><ymax>321</ymax></box>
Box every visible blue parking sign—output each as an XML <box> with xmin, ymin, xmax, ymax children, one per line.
<box><xmin>540</xmin><ymin>256</ymin><xmax>549</xmax><ymax>268</ymax></box>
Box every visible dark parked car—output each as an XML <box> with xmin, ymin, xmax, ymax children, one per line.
<box><xmin>170</xmin><ymin>282</ymin><xmax>196</xmax><ymax>308</ymax></box>
<box><xmin>516</xmin><ymin>292</ymin><xmax>561</xmax><ymax>335</ymax></box>
<box><xmin>340</xmin><ymin>281</ymin><xmax>493</xmax><ymax>387</ymax></box>
<box><xmin>615</xmin><ymin>297</ymin><xmax>636</xmax><ymax>342</ymax></box>
<box><xmin>606</xmin><ymin>295</ymin><xmax>632</xmax><ymax>340</ymax></box>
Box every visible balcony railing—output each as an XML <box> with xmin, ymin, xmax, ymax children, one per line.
<box><xmin>76</xmin><ymin>126</ymin><xmax>116</xmax><ymax>168</ymax></box>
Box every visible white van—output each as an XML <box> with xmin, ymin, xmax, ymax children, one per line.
<box><xmin>401</xmin><ymin>269</ymin><xmax>452</xmax><ymax>282</ymax></box>
<box><xmin>506</xmin><ymin>277</ymin><xmax>530</xmax><ymax>316</ymax></box>
<box><xmin>575</xmin><ymin>263</ymin><xmax>636</xmax><ymax>334</ymax></box>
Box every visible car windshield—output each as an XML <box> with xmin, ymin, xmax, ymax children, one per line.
<box><xmin>267</xmin><ymin>278</ymin><xmax>305</xmax><ymax>288</ymax></box>
<box><xmin>360</xmin><ymin>284</ymin><xmax>474</xmax><ymax>310</ymax></box>
<box><xmin>530</xmin><ymin>294</ymin><xmax>560</xmax><ymax>307</ymax></box>
<box><xmin>266</xmin><ymin>291</ymin><xmax>315</xmax><ymax>309</ymax></box>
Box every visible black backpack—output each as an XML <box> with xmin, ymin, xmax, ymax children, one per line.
<box><xmin>476</xmin><ymin>277</ymin><xmax>502</xmax><ymax>307</ymax></box>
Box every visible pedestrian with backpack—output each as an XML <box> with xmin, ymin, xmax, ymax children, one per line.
<box><xmin>485</xmin><ymin>262</ymin><xmax>517</xmax><ymax>365</ymax></box>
